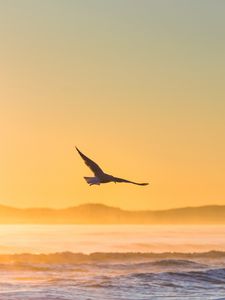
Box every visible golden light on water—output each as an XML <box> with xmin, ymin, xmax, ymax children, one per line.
<box><xmin>0</xmin><ymin>225</ymin><xmax>225</xmax><ymax>255</ymax></box>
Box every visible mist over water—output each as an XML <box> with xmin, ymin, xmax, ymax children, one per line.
<box><xmin>1</xmin><ymin>224</ymin><xmax>225</xmax><ymax>254</ymax></box>
<box><xmin>0</xmin><ymin>225</ymin><xmax>225</xmax><ymax>299</ymax></box>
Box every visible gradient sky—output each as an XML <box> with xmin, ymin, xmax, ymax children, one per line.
<box><xmin>0</xmin><ymin>1</ymin><xmax>225</xmax><ymax>210</ymax></box>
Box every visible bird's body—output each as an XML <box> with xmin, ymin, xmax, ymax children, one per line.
<box><xmin>76</xmin><ymin>147</ymin><xmax>149</xmax><ymax>186</ymax></box>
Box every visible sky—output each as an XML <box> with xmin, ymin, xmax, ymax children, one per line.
<box><xmin>0</xmin><ymin>0</ymin><xmax>225</xmax><ymax>210</ymax></box>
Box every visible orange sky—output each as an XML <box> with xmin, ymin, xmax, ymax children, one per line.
<box><xmin>0</xmin><ymin>1</ymin><xmax>225</xmax><ymax>210</ymax></box>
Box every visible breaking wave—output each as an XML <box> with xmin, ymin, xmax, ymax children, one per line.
<box><xmin>0</xmin><ymin>250</ymin><xmax>224</xmax><ymax>264</ymax></box>
<box><xmin>130</xmin><ymin>268</ymin><xmax>225</xmax><ymax>284</ymax></box>
<box><xmin>1</xmin><ymin>251</ymin><xmax>225</xmax><ymax>300</ymax></box>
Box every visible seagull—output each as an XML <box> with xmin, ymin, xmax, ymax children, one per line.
<box><xmin>76</xmin><ymin>147</ymin><xmax>149</xmax><ymax>186</ymax></box>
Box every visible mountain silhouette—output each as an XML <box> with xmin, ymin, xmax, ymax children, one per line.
<box><xmin>0</xmin><ymin>203</ymin><xmax>224</xmax><ymax>224</ymax></box>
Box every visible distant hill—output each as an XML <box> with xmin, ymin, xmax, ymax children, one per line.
<box><xmin>0</xmin><ymin>203</ymin><xmax>225</xmax><ymax>224</ymax></box>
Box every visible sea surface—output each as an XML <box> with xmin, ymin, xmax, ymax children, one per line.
<box><xmin>0</xmin><ymin>225</ymin><xmax>225</xmax><ymax>300</ymax></box>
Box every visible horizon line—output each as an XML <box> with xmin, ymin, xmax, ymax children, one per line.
<box><xmin>0</xmin><ymin>202</ymin><xmax>224</xmax><ymax>212</ymax></box>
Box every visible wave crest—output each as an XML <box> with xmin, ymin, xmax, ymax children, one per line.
<box><xmin>0</xmin><ymin>250</ymin><xmax>224</xmax><ymax>264</ymax></box>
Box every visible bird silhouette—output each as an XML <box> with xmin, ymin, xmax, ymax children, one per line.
<box><xmin>76</xmin><ymin>147</ymin><xmax>149</xmax><ymax>186</ymax></box>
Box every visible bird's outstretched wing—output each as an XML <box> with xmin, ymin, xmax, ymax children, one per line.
<box><xmin>113</xmin><ymin>177</ymin><xmax>149</xmax><ymax>186</ymax></box>
<box><xmin>76</xmin><ymin>147</ymin><xmax>105</xmax><ymax>177</ymax></box>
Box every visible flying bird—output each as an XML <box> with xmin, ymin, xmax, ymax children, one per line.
<box><xmin>76</xmin><ymin>147</ymin><xmax>149</xmax><ymax>186</ymax></box>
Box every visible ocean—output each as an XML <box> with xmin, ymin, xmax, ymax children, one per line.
<box><xmin>0</xmin><ymin>225</ymin><xmax>225</xmax><ymax>299</ymax></box>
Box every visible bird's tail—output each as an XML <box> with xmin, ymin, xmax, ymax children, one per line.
<box><xmin>84</xmin><ymin>177</ymin><xmax>100</xmax><ymax>186</ymax></box>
